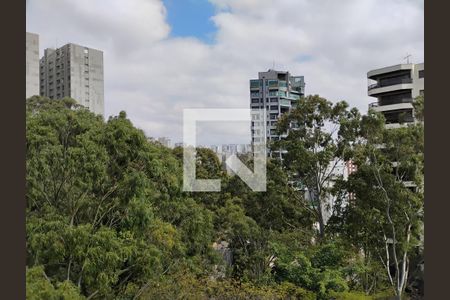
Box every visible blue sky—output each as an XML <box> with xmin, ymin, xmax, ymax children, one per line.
<box><xmin>163</xmin><ymin>0</ymin><xmax>216</xmax><ymax>43</ymax></box>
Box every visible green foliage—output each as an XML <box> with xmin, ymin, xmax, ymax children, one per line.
<box><xmin>140</xmin><ymin>272</ymin><xmax>317</xmax><ymax>300</ymax></box>
<box><xmin>26</xmin><ymin>266</ymin><xmax>84</xmax><ymax>300</ymax></box>
<box><xmin>413</xmin><ymin>95</ymin><xmax>424</xmax><ymax>122</ymax></box>
<box><xmin>26</xmin><ymin>96</ymin><xmax>422</xmax><ymax>299</ymax></box>
<box><xmin>274</xmin><ymin>95</ymin><xmax>361</xmax><ymax>237</ymax></box>
<box><xmin>272</xmin><ymin>239</ymin><xmax>355</xmax><ymax>299</ymax></box>
<box><xmin>328</xmin><ymin>290</ymin><xmax>373</xmax><ymax>300</ymax></box>
<box><xmin>330</xmin><ymin>109</ymin><xmax>424</xmax><ymax>298</ymax></box>
<box><xmin>26</xmin><ymin>98</ymin><xmax>194</xmax><ymax>298</ymax></box>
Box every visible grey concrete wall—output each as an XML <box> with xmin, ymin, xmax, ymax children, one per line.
<box><xmin>40</xmin><ymin>43</ymin><xmax>104</xmax><ymax>116</ymax></box>
<box><xmin>26</xmin><ymin>32</ymin><xmax>40</xmax><ymax>98</ymax></box>
<box><xmin>69</xmin><ymin>44</ymin><xmax>104</xmax><ymax>116</ymax></box>
<box><xmin>412</xmin><ymin>63</ymin><xmax>424</xmax><ymax>98</ymax></box>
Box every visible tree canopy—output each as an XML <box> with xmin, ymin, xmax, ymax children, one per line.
<box><xmin>26</xmin><ymin>96</ymin><xmax>424</xmax><ymax>300</ymax></box>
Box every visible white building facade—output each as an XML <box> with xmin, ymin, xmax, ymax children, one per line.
<box><xmin>367</xmin><ymin>63</ymin><xmax>424</xmax><ymax>128</ymax></box>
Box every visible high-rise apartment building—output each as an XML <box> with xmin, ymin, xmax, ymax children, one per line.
<box><xmin>26</xmin><ymin>32</ymin><xmax>40</xmax><ymax>98</ymax></box>
<box><xmin>249</xmin><ymin>69</ymin><xmax>305</xmax><ymax>156</ymax></box>
<box><xmin>367</xmin><ymin>63</ymin><xmax>424</xmax><ymax>128</ymax></box>
<box><xmin>40</xmin><ymin>43</ymin><xmax>104</xmax><ymax>116</ymax></box>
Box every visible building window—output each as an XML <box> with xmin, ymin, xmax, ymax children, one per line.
<box><xmin>267</xmin><ymin>80</ymin><xmax>278</xmax><ymax>88</ymax></box>
<box><xmin>420</xmin><ymin>90</ymin><xmax>424</xmax><ymax>96</ymax></box>
<box><xmin>419</xmin><ymin>70</ymin><xmax>424</xmax><ymax>78</ymax></box>
<box><xmin>250</xmin><ymin>79</ymin><xmax>261</xmax><ymax>89</ymax></box>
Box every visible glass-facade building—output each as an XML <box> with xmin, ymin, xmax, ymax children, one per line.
<box><xmin>249</xmin><ymin>69</ymin><xmax>305</xmax><ymax>157</ymax></box>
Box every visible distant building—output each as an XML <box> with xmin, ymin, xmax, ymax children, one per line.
<box><xmin>238</xmin><ymin>144</ymin><xmax>252</xmax><ymax>154</ymax></box>
<box><xmin>222</xmin><ymin>144</ymin><xmax>238</xmax><ymax>155</ymax></box>
<box><xmin>174</xmin><ymin>142</ymin><xmax>186</xmax><ymax>148</ymax></box>
<box><xmin>209</xmin><ymin>145</ymin><xmax>221</xmax><ymax>154</ymax></box>
<box><xmin>26</xmin><ymin>32</ymin><xmax>40</xmax><ymax>98</ymax></box>
<box><xmin>367</xmin><ymin>62</ymin><xmax>424</xmax><ymax>128</ymax></box>
<box><xmin>299</xmin><ymin>158</ymin><xmax>355</xmax><ymax>226</ymax></box>
<box><xmin>40</xmin><ymin>43</ymin><xmax>104</xmax><ymax>116</ymax></box>
<box><xmin>250</xmin><ymin>69</ymin><xmax>305</xmax><ymax>157</ymax></box>
<box><xmin>157</xmin><ymin>137</ymin><xmax>172</xmax><ymax>148</ymax></box>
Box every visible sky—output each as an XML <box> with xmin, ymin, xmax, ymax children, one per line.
<box><xmin>26</xmin><ymin>0</ymin><xmax>424</xmax><ymax>146</ymax></box>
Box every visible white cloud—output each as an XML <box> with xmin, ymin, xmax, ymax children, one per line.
<box><xmin>27</xmin><ymin>0</ymin><xmax>424</xmax><ymax>145</ymax></box>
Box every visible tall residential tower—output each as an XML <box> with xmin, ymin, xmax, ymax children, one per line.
<box><xmin>249</xmin><ymin>69</ymin><xmax>305</xmax><ymax>155</ymax></box>
<box><xmin>40</xmin><ymin>43</ymin><xmax>104</xmax><ymax>116</ymax></box>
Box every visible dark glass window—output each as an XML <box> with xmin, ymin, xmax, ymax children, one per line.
<box><xmin>419</xmin><ymin>70</ymin><xmax>424</xmax><ymax>78</ymax></box>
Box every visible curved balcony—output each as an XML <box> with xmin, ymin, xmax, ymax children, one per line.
<box><xmin>368</xmin><ymin>77</ymin><xmax>413</xmax><ymax>90</ymax></box>
<box><xmin>372</xmin><ymin>102</ymin><xmax>414</xmax><ymax>113</ymax></box>
<box><xmin>379</xmin><ymin>97</ymin><xmax>413</xmax><ymax>106</ymax></box>
<box><xmin>368</xmin><ymin>78</ymin><xmax>413</xmax><ymax>96</ymax></box>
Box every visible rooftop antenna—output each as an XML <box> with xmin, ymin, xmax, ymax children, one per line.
<box><xmin>403</xmin><ymin>53</ymin><xmax>412</xmax><ymax>64</ymax></box>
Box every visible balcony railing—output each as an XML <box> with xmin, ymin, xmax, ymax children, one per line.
<box><xmin>379</xmin><ymin>98</ymin><xmax>413</xmax><ymax>106</ymax></box>
<box><xmin>369</xmin><ymin>98</ymin><xmax>413</xmax><ymax>109</ymax></box>
<box><xmin>279</xmin><ymin>99</ymin><xmax>291</xmax><ymax>106</ymax></box>
<box><xmin>368</xmin><ymin>78</ymin><xmax>413</xmax><ymax>90</ymax></box>
<box><xmin>368</xmin><ymin>83</ymin><xmax>378</xmax><ymax>90</ymax></box>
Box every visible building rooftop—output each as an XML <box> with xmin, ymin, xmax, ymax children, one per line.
<box><xmin>367</xmin><ymin>62</ymin><xmax>424</xmax><ymax>79</ymax></box>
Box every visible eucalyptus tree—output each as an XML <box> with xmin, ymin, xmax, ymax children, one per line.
<box><xmin>332</xmin><ymin>106</ymin><xmax>424</xmax><ymax>299</ymax></box>
<box><xmin>274</xmin><ymin>95</ymin><xmax>361</xmax><ymax>238</ymax></box>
